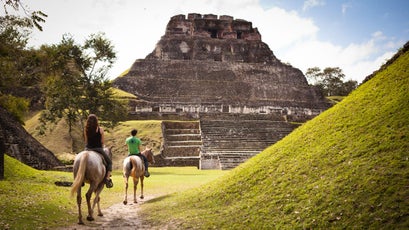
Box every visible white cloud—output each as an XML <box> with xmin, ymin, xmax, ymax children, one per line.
<box><xmin>303</xmin><ymin>0</ymin><xmax>325</xmax><ymax>11</ymax></box>
<box><xmin>341</xmin><ymin>3</ymin><xmax>352</xmax><ymax>15</ymax></box>
<box><xmin>27</xmin><ymin>0</ymin><xmax>401</xmax><ymax>84</ymax></box>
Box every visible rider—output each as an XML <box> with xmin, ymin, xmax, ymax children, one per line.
<box><xmin>125</xmin><ymin>129</ymin><xmax>150</xmax><ymax>177</ymax></box>
<box><xmin>84</xmin><ymin>114</ymin><xmax>113</xmax><ymax>188</ymax></box>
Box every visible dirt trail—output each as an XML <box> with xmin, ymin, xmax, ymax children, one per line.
<box><xmin>59</xmin><ymin>195</ymin><xmax>158</xmax><ymax>230</ymax></box>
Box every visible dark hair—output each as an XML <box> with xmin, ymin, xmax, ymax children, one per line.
<box><xmin>131</xmin><ymin>129</ymin><xmax>137</xmax><ymax>136</ymax></box>
<box><xmin>85</xmin><ymin>114</ymin><xmax>98</xmax><ymax>142</ymax></box>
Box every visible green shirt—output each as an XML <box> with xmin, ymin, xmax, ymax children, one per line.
<box><xmin>125</xmin><ymin>136</ymin><xmax>142</xmax><ymax>154</ymax></box>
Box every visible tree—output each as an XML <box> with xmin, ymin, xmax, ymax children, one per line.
<box><xmin>0</xmin><ymin>0</ymin><xmax>46</xmax><ymax>180</ymax></box>
<box><xmin>40</xmin><ymin>33</ymin><xmax>128</xmax><ymax>141</ymax></box>
<box><xmin>305</xmin><ymin>67</ymin><xmax>357</xmax><ymax>96</ymax></box>
<box><xmin>1</xmin><ymin>0</ymin><xmax>47</xmax><ymax>31</ymax></box>
<box><xmin>0</xmin><ymin>14</ymin><xmax>41</xmax><ymax>123</ymax></box>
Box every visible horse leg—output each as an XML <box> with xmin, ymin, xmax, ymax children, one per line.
<box><xmin>94</xmin><ymin>183</ymin><xmax>104</xmax><ymax>217</ymax></box>
<box><xmin>85</xmin><ymin>184</ymin><xmax>96</xmax><ymax>221</ymax></box>
<box><xmin>123</xmin><ymin>175</ymin><xmax>129</xmax><ymax>205</ymax></box>
<box><xmin>140</xmin><ymin>176</ymin><xmax>144</xmax><ymax>199</ymax></box>
<box><xmin>133</xmin><ymin>176</ymin><xmax>138</xmax><ymax>203</ymax></box>
<box><xmin>76</xmin><ymin>187</ymin><xmax>84</xmax><ymax>224</ymax></box>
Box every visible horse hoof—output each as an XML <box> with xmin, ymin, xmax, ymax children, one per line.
<box><xmin>140</xmin><ymin>195</ymin><xmax>144</xmax><ymax>199</ymax></box>
<box><xmin>87</xmin><ymin>216</ymin><xmax>94</xmax><ymax>221</ymax></box>
<box><xmin>123</xmin><ymin>201</ymin><xmax>127</xmax><ymax>205</ymax></box>
<box><xmin>78</xmin><ymin>221</ymin><xmax>84</xmax><ymax>225</ymax></box>
<box><xmin>133</xmin><ymin>200</ymin><xmax>138</xmax><ymax>204</ymax></box>
<box><xmin>98</xmin><ymin>213</ymin><xmax>103</xmax><ymax>217</ymax></box>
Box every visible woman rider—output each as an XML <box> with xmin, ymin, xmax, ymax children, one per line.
<box><xmin>84</xmin><ymin>114</ymin><xmax>113</xmax><ymax>188</ymax></box>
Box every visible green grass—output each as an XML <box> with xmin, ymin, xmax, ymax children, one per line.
<box><xmin>139</xmin><ymin>47</ymin><xmax>409</xmax><ymax>228</ymax></box>
<box><xmin>0</xmin><ymin>155</ymin><xmax>227</xmax><ymax>229</ymax></box>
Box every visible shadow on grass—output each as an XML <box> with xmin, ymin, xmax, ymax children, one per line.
<box><xmin>145</xmin><ymin>194</ymin><xmax>173</xmax><ymax>204</ymax></box>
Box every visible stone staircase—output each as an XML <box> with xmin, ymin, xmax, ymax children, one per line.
<box><xmin>199</xmin><ymin>113</ymin><xmax>299</xmax><ymax>170</ymax></box>
<box><xmin>155</xmin><ymin>121</ymin><xmax>201</xmax><ymax>167</ymax></box>
<box><xmin>155</xmin><ymin>114</ymin><xmax>299</xmax><ymax>170</ymax></box>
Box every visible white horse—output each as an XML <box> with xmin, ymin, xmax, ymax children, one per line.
<box><xmin>70</xmin><ymin>147</ymin><xmax>112</xmax><ymax>224</ymax></box>
<box><xmin>123</xmin><ymin>148</ymin><xmax>155</xmax><ymax>205</ymax></box>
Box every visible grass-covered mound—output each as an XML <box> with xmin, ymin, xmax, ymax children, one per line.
<box><xmin>0</xmin><ymin>155</ymin><xmax>77</xmax><ymax>229</ymax></box>
<box><xmin>140</xmin><ymin>46</ymin><xmax>409</xmax><ymax>228</ymax></box>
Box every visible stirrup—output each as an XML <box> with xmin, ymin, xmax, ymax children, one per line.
<box><xmin>105</xmin><ymin>178</ymin><xmax>113</xmax><ymax>188</ymax></box>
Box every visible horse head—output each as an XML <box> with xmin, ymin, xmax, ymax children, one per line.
<box><xmin>104</xmin><ymin>146</ymin><xmax>114</xmax><ymax>160</ymax></box>
<box><xmin>143</xmin><ymin>148</ymin><xmax>155</xmax><ymax>164</ymax></box>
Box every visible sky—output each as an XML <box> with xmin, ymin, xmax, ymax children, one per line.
<box><xmin>25</xmin><ymin>0</ymin><xmax>409</xmax><ymax>83</ymax></box>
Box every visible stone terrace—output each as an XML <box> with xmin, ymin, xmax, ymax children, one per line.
<box><xmin>199</xmin><ymin>113</ymin><xmax>298</xmax><ymax>170</ymax></box>
<box><xmin>154</xmin><ymin>121</ymin><xmax>201</xmax><ymax>167</ymax></box>
<box><xmin>155</xmin><ymin>114</ymin><xmax>299</xmax><ymax>170</ymax></box>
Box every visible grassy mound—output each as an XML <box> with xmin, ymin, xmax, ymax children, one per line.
<box><xmin>140</xmin><ymin>46</ymin><xmax>409</xmax><ymax>228</ymax></box>
<box><xmin>0</xmin><ymin>155</ymin><xmax>77</xmax><ymax>229</ymax></box>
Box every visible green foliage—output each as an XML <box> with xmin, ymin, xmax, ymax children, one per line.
<box><xmin>0</xmin><ymin>94</ymin><xmax>29</xmax><ymax>123</ymax></box>
<box><xmin>306</xmin><ymin>66</ymin><xmax>358</xmax><ymax>96</ymax></box>
<box><xmin>140</xmin><ymin>46</ymin><xmax>409</xmax><ymax>228</ymax></box>
<box><xmin>0</xmin><ymin>15</ymin><xmax>32</xmax><ymax>90</ymax></box>
<box><xmin>40</xmin><ymin>33</ymin><xmax>128</xmax><ymax>136</ymax></box>
<box><xmin>1</xmin><ymin>0</ymin><xmax>47</xmax><ymax>31</ymax></box>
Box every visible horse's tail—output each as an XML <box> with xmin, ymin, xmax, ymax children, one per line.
<box><xmin>130</xmin><ymin>156</ymin><xmax>138</xmax><ymax>178</ymax></box>
<box><xmin>70</xmin><ymin>152</ymin><xmax>88</xmax><ymax>197</ymax></box>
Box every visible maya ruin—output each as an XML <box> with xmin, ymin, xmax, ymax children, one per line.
<box><xmin>113</xmin><ymin>13</ymin><xmax>332</xmax><ymax>169</ymax></box>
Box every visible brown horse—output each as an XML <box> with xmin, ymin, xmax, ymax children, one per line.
<box><xmin>70</xmin><ymin>147</ymin><xmax>113</xmax><ymax>224</ymax></box>
<box><xmin>122</xmin><ymin>148</ymin><xmax>155</xmax><ymax>205</ymax></box>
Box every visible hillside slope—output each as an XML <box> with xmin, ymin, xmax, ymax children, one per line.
<box><xmin>141</xmin><ymin>43</ymin><xmax>409</xmax><ymax>228</ymax></box>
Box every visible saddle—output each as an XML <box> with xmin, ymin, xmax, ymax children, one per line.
<box><xmin>86</xmin><ymin>148</ymin><xmax>108</xmax><ymax>167</ymax></box>
<box><xmin>127</xmin><ymin>154</ymin><xmax>145</xmax><ymax>170</ymax></box>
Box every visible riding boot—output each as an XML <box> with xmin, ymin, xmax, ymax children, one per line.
<box><xmin>144</xmin><ymin>160</ymin><xmax>150</xmax><ymax>177</ymax></box>
<box><xmin>144</xmin><ymin>170</ymin><xmax>150</xmax><ymax>177</ymax></box>
<box><xmin>105</xmin><ymin>171</ymin><xmax>113</xmax><ymax>188</ymax></box>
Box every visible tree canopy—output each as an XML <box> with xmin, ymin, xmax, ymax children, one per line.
<box><xmin>40</xmin><ymin>33</ymin><xmax>128</xmax><ymax>135</ymax></box>
<box><xmin>1</xmin><ymin>0</ymin><xmax>128</xmax><ymax>135</ymax></box>
<box><xmin>305</xmin><ymin>67</ymin><xmax>358</xmax><ymax>96</ymax></box>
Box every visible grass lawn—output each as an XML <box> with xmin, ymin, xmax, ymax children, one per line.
<box><xmin>0</xmin><ymin>155</ymin><xmax>227</xmax><ymax>229</ymax></box>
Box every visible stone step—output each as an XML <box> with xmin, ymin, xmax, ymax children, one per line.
<box><xmin>166</xmin><ymin>140</ymin><xmax>203</xmax><ymax>146</ymax></box>
<box><xmin>155</xmin><ymin>155</ymin><xmax>200</xmax><ymax>168</ymax></box>
<box><xmin>163</xmin><ymin>121</ymin><xmax>199</xmax><ymax>129</ymax></box>
<box><xmin>166</xmin><ymin>134</ymin><xmax>202</xmax><ymax>141</ymax></box>
<box><xmin>202</xmin><ymin>151</ymin><xmax>259</xmax><ymax>155</ymax></box>
<box><xmin>162</xmin><ymin>146</ymin><xmax>201</xmax><ymax>157</ymax></box>
<box><xmin>165</xmin><ymin>129</ymin><xmax>201</xmax><ymax>135</ymax></box>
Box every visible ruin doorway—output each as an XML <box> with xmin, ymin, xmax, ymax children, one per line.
<box><xmin>222</xmin><ymin>105</ymin><xmax>230</xmax><ymax>113</ymax></box>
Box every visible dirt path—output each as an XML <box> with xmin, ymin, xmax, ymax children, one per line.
<box><xmin>59</xmin><ymin>195</ymin><xmax>157</xmax><ymax>230</ymax></box>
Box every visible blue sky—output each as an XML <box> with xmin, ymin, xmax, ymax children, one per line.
<box><xmin>27</xmin><ymin>0</ymin><xmax>409</xmax><ymax>83</ymax></box>
<box><xmin>265</xmin><ymin>0</ymin><xmax>408</xmax><ymax>46</ymax></box>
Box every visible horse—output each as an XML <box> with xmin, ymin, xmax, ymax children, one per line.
<box><xmin>70</xmin><ymin>146</ymin><xmax>113</xmax><ymax>225</ymax></box>
<box><xmin>122</xmin><ymin>148</ymin><xmax>155</xmax><ymax>205</ymax></box>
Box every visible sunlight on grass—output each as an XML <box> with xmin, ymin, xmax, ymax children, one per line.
<box><xmin>0</xmin><ymin>155</ymin><xmax>227</xmax><ymax>229</ymax></box>
<box><xmin>139</xmin><ymin>45</ymin><xmax>409</xmax><ymax>229</ymax></box>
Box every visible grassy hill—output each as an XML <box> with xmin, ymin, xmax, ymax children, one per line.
<box><xmin>140</xmin><ymin>45</ymin><xmax>409</xmax><ymax>228</ymax></box>
<box><xmin>24</xmin><ymin>114</ymin><xmax>163</xmax><ymax>169</ymax></box>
